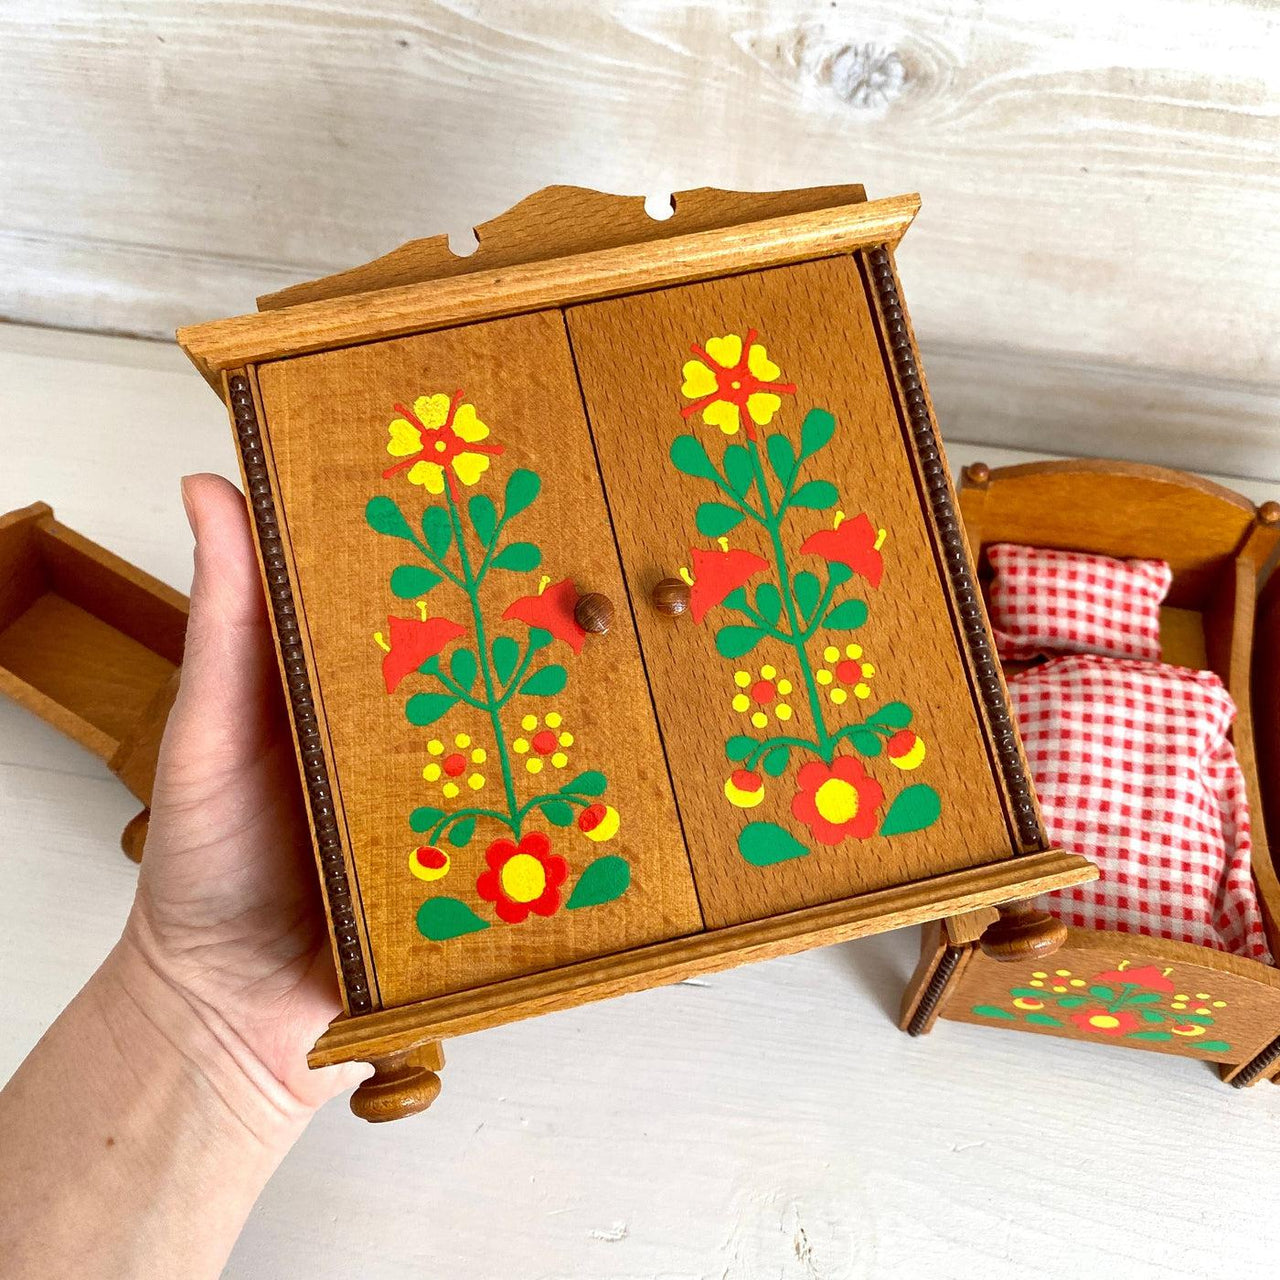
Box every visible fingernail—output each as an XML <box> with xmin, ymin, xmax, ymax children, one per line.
<box><xmin>180</xmin><ymin>476</ymin><xmax>197</xmax><ymax>538</ymax></box>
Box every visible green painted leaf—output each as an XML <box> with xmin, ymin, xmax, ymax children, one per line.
<box><xmin>493</xmin><ymin>542</ymin><xmax>542</xmax><ymax>572</ymax></box>
<box><xmin>504</xmin><ymin>468</ymin><xmax>541</xmax><ymax>518</ymax></box>
<box><xmin>1088</xmin><ymin>985</ymin><xmax>1116</xmax><ymax>1001</ymax></box>
<box><xmin>790</xmin><ymin>480</ymin><xmax>839</xmax><ymax>510</ymax></box>
<box><xmin>422</xmin><ymin>506</ymin><xmax>453</xmax><ymax>559</ymax></box>
<box><xmin>447</xmin><ymin>817</ymin><xmax>476</xmax><ymax>848</ymax></box>
<box><xmin>723</xmin><ymin>444</ymin><xmax>753</xmax><ymax>496</ymax></box>
<box><xmin>1010</xmin><ymin>988</ymin><xmax>1046</xmax><ymax>998</ymax></box>
<box><xmin>468</xmin><ymin>493</ymin><xmax>497</xmax><ymax>545</ymax></box>
<box><xmin>762</xmin><ymin>746</ymin><xmax>790</xmax><ymax>777</ymax></box>
<box><xmin>450</xmin><ymin>647</ymin><xmax>477</xmax><ymax>691</ymax></box>
<box><xmin>405</xmin><ymin>692</ymin><xmax>457</xmax><ymax>726</ymax></box>
<box><xmin>722</xmin><ymin>587</ymin><xmax>748</xmax><ymax>612</ymax></box>
<box><xmin>972</xmin><ymin>1004</ymin><xmax>1016</xmax><ymax>1020</ymax></box>
<box><xmin>824</xmin><ymin>599</ymin><xmax>869</xmax><ymax>630</ymax></box>
<box><xmin>528</xmin><ymin>627</ymin><xmax>553</xmax><ymax>651</ymax></box>
<box><xmin>725</xmin><ymin>735</ymin><xmax>757</xmax><ymax>762</ymax></box>
<box><xmin>870</xmin><ymin>701</ymin><xmax>912</xmax><ymax>730</ymax></box>
<box><xmin>670</xmin><ymin>435</ymin><xmax>716</xmax><ymax>479</ymax></box>
<box><xmin>1126</xmin><ymin>1030</ymin><xmax>1172</xmax><ymax>1042</ymax></box>
<box><xmin>1194</xmin><ymin>1040</ymin><xmax>1232</xmax><ymax>1053</ymax></box>
<box><xmin>766</xmin><ymin>433</ymin><xmax>796</xmax><ymax>486</ymax></box>
<box><xmin>828</xmin><ymin>562</ymin><xmax>853</xmax><ymax>586</ymax></box>
<box><xmin>716</xmin><ymin>625</ymin><xmax>763</xmax><ymax>659</ymax></box>
<box><xmin>1140</xmin><ymin>1009</ymin><xmax>1166</xmax><ymax>1023</ymax></box>
<box><xmin>563</xmin><ymin>770</ymin><xmax>607</xmax><ymax>796</ymax></box>
<box><xmin>491</xmin><ymin>636</ymin><xmax>520</xmax><ymax>684</ymax></box>
<box><xmin>756</xmin><ymin>582</ymin><xmax>783</xmax><ymax>625</ymax></box>
<box><xmin>1024</xmin><ymin>1013</ymin><xmax>1065</xmax><ymax>1027</ymax></box>
<box><xmin>1169</xmin><ymin>1011</ymin><xmax>1214</xmax><ymax>1026</ymax></box>
<box><xmin>542</xmin><ymin>800</ymin><xmax>575</xmax><ymax>827</ymax></box>
<box><xmin>696</xmin><ymin>502</ymin><xmax>745</xmax><ymax>537</ymax></box>
<box><xmin>521</xmin><ymin>664</ymin><xmax>568</xmax><ymax>697</ymax></box>
<box><xmin>738</xmin><ymin>821</ymin><xmax>809</xmax><ymax>866</ymax></box>
<box><xmin>566</xmin><ymin>855</ymin><xmax>631</xmax><ymax>909</ymax></box>
<box><xmin>879</xmin><ymin>784</ymin><xmax>941</xmax><ymax>836</ymax></box>
<box><xmin>390</xmin><ymin>565</ymin><xmax>442</xmax><ymax>598</ymax></box>
<box><xmin>849</xmin><ymin>730</ymin><xmax>883</xmax><ymax>757</ymax></box>
<box><xmin>1126</xmin><ymin>992</ymin><xmax>1163</xmax><ymax>1004</ymax></box>
<box><xmin>793</xmin><ymin>570</ymin><xmax>821</xmax><ymax>620</ymax></box>
<box><xmin>799</xmin><ymin>408</ymin><xmax>836</xmax><ymax>458</ymax></box>
<box><xmin>365</xmin><ymin>495</ymin><xmax>414</xmax><ymax>539</ymax></box>
<box><xmin>416</xmin><ymin>896</ymin><xmax>489</xmax><ymax>941</ymax></box>
<box><xmin>409</xmin><ymin>806</ymin><xmax>445</xmax><ymax>833</ymax></box>
<box><xmin>1058</xmin><ymin>996</ymin><xmax>1090</xmax><ymax>1009</ymax></box>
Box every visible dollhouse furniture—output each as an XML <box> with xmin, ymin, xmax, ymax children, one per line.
<box><xmin>900</xmin><ymin>459</ymin><xmax>1280</xmax><ymax>1087</ymax></box>
<box><xmin>176</xmin><ymin>184</ymin><xmax>1097</xmax><ymax>1121</ymax></box>
<box><xmin>0</xmin><ymin>501</ymin><xmax>187</xmax><ymax>861</ymax></box>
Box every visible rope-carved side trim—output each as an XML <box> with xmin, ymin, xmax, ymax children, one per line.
<box><xmin>906</xmin><ymin>945</ymin><xmax>965</xmax><ymax>1037</ymax></box>
<box><xmin>1231</xmin><ymin>1031</ymin><xmax>1280</xmax><ymax>1088</ymax></box>
<box><xmin>228</xmin><ymin>373</ymin><xmax>373</xmax><ymax>1015</ymax></box>
<box><xmin>864</xmin><ymin>246</ymin><xmax>1043</xmax><ymax>853</ymax></box>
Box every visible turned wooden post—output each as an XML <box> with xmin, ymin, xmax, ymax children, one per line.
<box><xmin>350</xmin><ymin>1040</ymin><xmax>445</xmax><ymax>1122</ymax></box>
<box><xmin>978</xmin><ymin>900</ymin><xmax>1067</xmax><ymax>962</ymax></box>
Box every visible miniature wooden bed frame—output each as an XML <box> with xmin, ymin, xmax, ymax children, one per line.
<box><xmin>0</xmin><ymin>502</ymin><xmax>187</xmax><ymax>860</ymax></box>
<box><xmin>901</xmin><ymin>459</ymin><xmax>1280</xmax><ymax>1086</ymax></box>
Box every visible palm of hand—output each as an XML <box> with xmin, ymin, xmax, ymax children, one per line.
<box><xmin>125</xmin><ymin>475</ymin><xmax>364</xmax><ymax>1111</ymax></box>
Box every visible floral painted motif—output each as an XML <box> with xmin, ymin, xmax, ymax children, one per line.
<box><xmin>367</xmin><ymin>390</ymin><xmax>630</xmax><ymax>942</ymax></box>
<box><xmin>971</xmin><ymin>959</ymin><xmax>1233</xmax><ymax>1053</ymax></box>
<box><xmin>476</xmin><ymin>832</ymin><xmax>568</xmax><ymax>924</ymax></box>
<box><xmin>669</xmin><ymin>332</ymin><xmax>942</xmax><ymax>865</ymax></box>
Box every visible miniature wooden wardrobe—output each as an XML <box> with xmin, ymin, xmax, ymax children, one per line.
<box><xmin>177</xmin><ymin>185</ymin><xmax>1096</xmax><ymax>1121</ymax></box>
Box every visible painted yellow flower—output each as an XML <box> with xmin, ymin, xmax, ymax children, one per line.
<box><xmin>512</xmin><ymin>711</ymin><xmax>573</xmax><ymax>775</ymax></box>
<box><xmin>383</xmin><ymin>390</ymin><xmax>504</xmax><ymax>493</ymax></box>
<box><xmin>731</xmin><ymin>663</ymin><xmax>794</xmax><ymax>729</ymax></box>
<box><xmin>423</xmin><ymin>732</ymin><xmax>486</xmax><ymax>800</ymax></box>
<box><xmin>680</xmin><ymin>329</ymin><xmax>796</xmax><ymax>438</ymax></box>
<box><xmin>816</xmin><ymin>643</ymin><xmax>874</xmax><ymax>706</ymax></box>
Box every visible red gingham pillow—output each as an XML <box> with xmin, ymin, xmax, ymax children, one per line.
<box><xmin>987</xmin><ymin>543</ymin><xmax>1171</xmax><ymax>663</ymax></box>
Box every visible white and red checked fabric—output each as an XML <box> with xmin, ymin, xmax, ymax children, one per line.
<box><xmin>988</xmin><ymin>543</ymin><xmax>1171</xmax><ymax>663</ymax></box>
<box><xmin>1010</xmin><ymin>654</ymin><xmax>1272</xmax><ymax>962</ymax></box>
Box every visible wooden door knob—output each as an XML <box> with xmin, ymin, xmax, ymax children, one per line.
<box><xmin>651</xmin><ymin>577</ymin><xmax>691</xmax><ymax>617</ymax></box>
<box><xmin>574</xmin><ymin>592</ymin><xmax>613</xmax><ymax>635</ymax></box>
<box><xmin>978</xmin><ymin>901</ymin><xmax>1067</xmax><ymax>962</ymax></box>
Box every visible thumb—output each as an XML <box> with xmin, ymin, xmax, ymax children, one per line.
<box><xmin>157</xmin><ymin>473</ymin><xmax>279</xmax><ymax>786</ymax></box>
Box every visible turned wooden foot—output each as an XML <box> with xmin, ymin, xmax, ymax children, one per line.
<box><xmin>979</xmin><ymin>900</ymin><xmax>1067</xmax><ymax>963</ymax></box>
<box><xmin>350</xmin><ymin>1041</ymin><xmax>444</xmax><ymax>1122</ymax></box>
<box><xmin>120</xmin><ymin>809</ymin><xmax>150</xmax><ymax>863</ymax></box>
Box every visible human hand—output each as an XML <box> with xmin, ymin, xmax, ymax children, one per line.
<box><xmin>122</xmin><ymin>473</ymin><xmax>365</xmax><ymax>1123</ymax></box>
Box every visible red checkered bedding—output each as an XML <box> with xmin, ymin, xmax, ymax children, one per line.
<box><xmin>988</xmin><ymin>543</ymin><xmax>1171</xmax><ymax>663</ymax></box>
<box><xmin>1010</xmin><ymin>654</ymin><xmax>1272</xmax><ymax>962</ymax></box>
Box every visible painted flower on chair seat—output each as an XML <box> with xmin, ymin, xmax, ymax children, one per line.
<box><xmin>791</xmin><ymin>756</ymin><xmax>884</xmax><ymax>844</ymax></box>
<box><xmin>476</xmin><ymin>832</ymin><xmax>568</xmax><ymax>924</ymax></box>
<box><xmin>800</xmin><ymin>512</ymin><xmax>885</xmax><ymax>588</ymax></box>
<box><xmin>680</xmin><ymin>330</ymin><xmax>797</xmax><ymax>437</ymax></box>
<box><xmin>1068</xmin><ymin>1008</ymin><xmax>1143</xmax><ymax>1037</ymax></box>
<box><xmin>383</xmin><ymin>390</ymin><xmax>505</xmax><ymax>493</ymax></box>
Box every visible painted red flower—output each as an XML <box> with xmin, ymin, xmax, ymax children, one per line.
<box><xmin>688</xmin><ymin>546</ymin><xmax>769</xmax><ymax>623</ymax></box>
<box><xmin>1068</xmin><ymin>1008</ymin><xmax>1143</xmax><ymax>1037</ymax></box>
<box><xmin>800</xmin><ymin>512</ymin><xmax>884</xmax><ymax>588</ymax></box>
<box><xmin>790</xmin><ymin>755</ymin><xmax>884</xmax><ymax>844</ymax></box>
<box><xmin>475</xmin><ymin>831</ymin><xmax>568</xmax><ymax>924</ymax></box>
<box><xmin>1093</xmin><ymin>965</ymin><xmax>1175</xmax><ymax>993</ymax></box>
<box><xmin>380</xmin><ymin>614</ymin><xmax>467</xmax><ymax>693</ymax></box>
<box><xmin>502</xmin><ymin>577</ymin><xmax>587</xmax><ymax>653</ymax></box>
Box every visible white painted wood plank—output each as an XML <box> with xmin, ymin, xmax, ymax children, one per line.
<box><xmin>3</xmin><ymin>327</ymin><xmax>1279</xmax><ymax>1280</ymax></box>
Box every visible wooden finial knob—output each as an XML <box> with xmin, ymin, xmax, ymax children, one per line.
<box><xmin>1258</xmin><ymin>500</ymin><xmax>1280</xmax><ymax>526</ymax></box>
<box><xmin>964</xmin><ymin>461</ymin><xmax>990</xmax><ymax>487</ymax></box>
<box><xmin>652</xmin><ymin>577</ymin><xmax>691</xmax><ymax>617</ymax></box>
<box><xmin>574</xmin><ymin>592</ymin><xmax>613</xmax><ymax>635</ymax></box>
<box><xmin>978</xmin><ymin>901</ymin><xmax>1067</xmax><ymax>963</ymax></box>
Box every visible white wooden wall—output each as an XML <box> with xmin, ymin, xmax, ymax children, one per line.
<box><xmin>4</xmin><ymin>0</ymin><xmax>1279</xmax><ymax>479</ymax></box>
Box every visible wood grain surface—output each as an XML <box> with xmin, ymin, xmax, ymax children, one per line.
<box><xmin>256</xmin><ymin>311</ymin><xmax>702</xmax><ymax>1006</ymax></box>
<box><xmin>568</xmin><ymin>255</ymin><xmax>1014</xmax><ymax>927</ymax></box>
